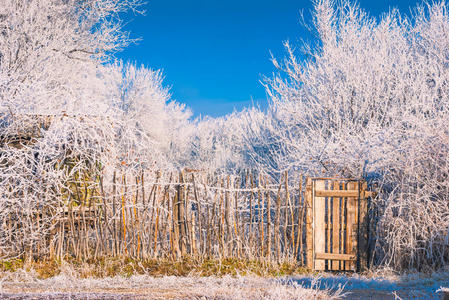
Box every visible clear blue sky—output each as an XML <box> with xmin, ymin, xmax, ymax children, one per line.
<box><xmin>117</xmin><ymin>0</ymin><xmax>416</xmax><ymax>118</ymax></box>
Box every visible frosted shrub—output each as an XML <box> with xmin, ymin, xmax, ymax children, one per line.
<box><xmin>0</xmin><ymin>0</ymin><xmax>192</xmax><ymax>259</ymax></box>
<box><xmin>263</xmin><ymin>0</ymin><xmax>449</xmax><ymax>270</ymax></box>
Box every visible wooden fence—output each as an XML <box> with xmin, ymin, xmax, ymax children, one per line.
<box><xmin>2</xmin><ymin>169</ymin><xmax>375</xmax><ymax>271</ymax></box>
<box><xmin>47</xmin><ymin>170</ymin><xmax>308</xmax><ymax>263</ymax></box>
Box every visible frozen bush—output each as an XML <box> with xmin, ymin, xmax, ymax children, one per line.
<box><xmin>262</xmin><ymin>0</ymin><xmax>449</xmax><ymax>270</ymax></box>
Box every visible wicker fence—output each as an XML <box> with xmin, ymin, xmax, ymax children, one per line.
<box><xmin>44</xmin><ymin>170</ymin><xmax>307</xmax><ymax>263</ymax></box>
<box><xmin>1</xmin><ymin>168</ymin><xmax>375</xmax><ymax>270</ymax></box>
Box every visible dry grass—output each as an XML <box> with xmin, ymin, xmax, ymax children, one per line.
<box><xmin>2</xmin><ymin>260</ymin><xmax>447</xmax><ymax>299</ymax></box>
<box><xmin>0</xmin><ymin>257</ymin><xmax>308</xmax><ymax>279</ymax></box>
<box><xmin>0</xmin><ymin>258</ymin><xmax>344</xmax><ymax>299</ymax></box>
<box><xmin>0</xmin><ymin>268</ymin><xmax>344</xmax><ymax>300</ymax></box>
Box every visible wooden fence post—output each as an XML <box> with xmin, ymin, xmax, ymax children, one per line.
<box><xmin>234</xmin><ymin>177</ymin><xmax>241</xmax><ymax>259</ymax></box>
<box><xmin>192</xmin><ymin>174</ymin><xmax>202</xmax><ymax>257</ymax></box>
<box><xmin>305</xmin><ymin>177</ymin><xmax>313</xmax><ymax>270</ymax></box>
<box><xmin>358</xmin><ymin>181</ymin><xmax>369</xmax><ymax>271</ymax></box>
<box><xmin>225</xmin><ymin>175</ymin><xmax>232</xmax><ymax>257</ymax></box>
<box><xmin>274</xmin><ymin>176</ymin><xmax>282</xmax><ymax>262</ymax></box>
<box><xmin>314</xmin><ymin>179</ymin><xmax>325</xmax><ymax>270</ymax></box>
<box><xmin>347</xmin><ymin>181</ymin><xmax>357</xmax><ymax>271</ymax></box>
<box><xmin>266</xmin><ymin>176</ymin><xmax>271</xmax><ymax>261</ymax></box>
<box><xmin>177</xmin><ymin>171</ymin><xmax>187</xmax><ymax>256</ymax></box>
<box><xmin>283</xmin><ymin>171</ymin><xmax>289</xmax><ymax>256</ymax></box>
<box><xmin>295</xmin><ymin>175</ymin><xmax>303</xmax><ymax>264</ymax></box>
<box><xmin>258</xmin><ymin>174</ymin><xmax>264</xmax><ymax>257</ymax></box>
<box><xmin>172</xmin><ymin>175</ymin><xmax>181</xmax><ymax>259</ymax></box>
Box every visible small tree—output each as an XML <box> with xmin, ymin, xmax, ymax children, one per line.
<box><xmin>263</xmin><ymin>0</ymin><xmax>449</xmax><ymax>270</ymax></box>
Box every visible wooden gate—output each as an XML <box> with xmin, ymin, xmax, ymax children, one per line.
<box><xmin>305</xmin><ymin>178</ymin><xmax>374</xmax><ymax>272</ymax></box>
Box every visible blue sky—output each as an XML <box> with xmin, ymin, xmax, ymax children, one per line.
<box><xmin>117</xmin><ymin>0</ymin><xmax>416</xmax><ymax>118</ymax></box>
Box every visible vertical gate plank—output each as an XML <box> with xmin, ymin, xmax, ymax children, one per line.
<box><xmin>305</xmin><ymin>178</ymin><xmax>313</xmax><ymax>269</ymax></box>
<box><xmin>359</xmin><ymin>181</ymin><xmax>369</xmax><ymax>271</ymax></box>
<box><xmin>332</xmin><ymin>181</ymin><xmax>341</xmax><ymax>270</ymax></box>
<box><xmin>346</xmin><ymin>181</ymin><xmax>357</xmax><ymax>271</ymax></box>
<box><xmin>326</xmin><ymin>181</ymin><xmax>331</xmax><ymax>270</ymax></box>
<box><xmin>314</xmin><ymin>179</ymin><xmax>326</xmax><ymax>271</ymax></box>
<box><xmin>342</xmin><ymin>182</ymin><xmax>349</xmax><ymax>270</ymax></box>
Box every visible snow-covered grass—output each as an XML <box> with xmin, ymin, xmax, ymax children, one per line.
<box><xmin>1</xmin><ymin>267</ymin><xmax>448</xmax><ymax>299</ymax></box>
<box><xmin>0</xmin><ymin>271</ymin><xmax>344</xmax><ymax>300</ymax></box>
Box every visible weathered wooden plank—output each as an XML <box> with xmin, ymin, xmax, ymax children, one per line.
<box><xmin>326</xmin><ymin>183</ymin><xmax>332</xmax><ymax>270</ymax></box>
<box><xmin>332</xmin><ymin>181</ymin><xmax>341</xmax><ymax>270</ymax></box>
<box><xmin>346</xmin><ymin>181</ymin><xmax>358</xmax><ymax>271</ymax></box>
<box><xmin>225</xmin><ymin>175</ymin><xmax>232</xmax><ymax>256</ymax></box>
<box><xmin>275</xmin><ymin>177</ymin><xmax>282</xmax><ymax>262</ymax></box>
<box><xmin>315</xmin><ymin>190</ymin><xmax>358</xmax><ymax>197</ymax></box>
<box><xmin>259</xmin><ymin>174</ymin><xmax>265</xmax><ymax>257</ymax></box>
<box><xmin>266</xmin><ymin>176</ymin><xmax>271</xmax><ymax>260</ymax></box>
<box><xmin>177</xmin><ymin>172</ymin><xmax>187</xmax><ymax>256</ymax></box>
<box><xmin>314</xmin><ymin>179</ymin><xmax>326</xmax><ymax>271</ymax></box>
<box><xmin>286</xmin><ymin>172</ymin><xmax>294</xmax><ymax>257</ymax></box>
<box><xmin>315</xmin><ymin>252</ymin><xmax>356</xmax><ymax>261</ymax></box>
<box><xmin>192</xmin><ymin>174</ymin><xmax>201</xmax><ymax>256</ymax></box>
<box><xmin>234</xmin><ymin>177</ymin><xmax>241</xmax><ymax>259</ymax></box>
<box><xmin>341</xmin><ymin>183</ymin><xmax>348</xmax><ymax>271</ymax></box>
<box><xmin>359</xmin><ymin>181</ymin><xmax>369</xmax><ymax>271</ymax></box>
<box><xmin>305</xmin><ymin>178</ymin><xmax>313</xmax><ymax>269</ymax></box>
<box><xmin>315</xmin><ymin>189</ymin><xmax>376</xmax><ymax>198</ymax></box>
<box><xmin>249</xmin><ymin>172</ymin><xmax>254</xmax><ymax>252</ymax></box>
<box><xmin>283</xmin><ymin>172</ymin><xmax>289</xmax><ymax>256</ymax></box>
<box><xmin>295</xmin><ymin>175</ymin><xmax>303</xmax><ymax>264</ymax></box>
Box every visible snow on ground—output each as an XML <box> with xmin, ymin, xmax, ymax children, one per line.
<box><xmin>290</xmin><ymin>269</ymin><xmax>449</xmax><ymax>299</ymax></box>
<box><xmin>0</xmin><ymin>269</ymin><xmax>448</xmax><ymax>299</ymax></box>
<box><xmin>0</xmin><ymin>271</ymin><xmax>343</xmax><ymax>300</ymax></box>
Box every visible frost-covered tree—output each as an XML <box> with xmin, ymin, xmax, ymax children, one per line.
<box><xmin>109</xmin><ymin>62</ymin><xmax>193</xmax><ymax>170</ymax></box>
<box><xmin>0</xmin><ymin>0</ymin><xmax>191</xmax><ymax>172</ymax></box>
<box><xmin>263</xmin><ymin>0</ymin><xmax>449</xmax><ymax>270</ymax></box>
<box><xmin>188</xmin><ymin>108</ymin><xmax>265</xmax><ymax>173</ymax></box>
<box><xmin>0</xmin><ymin>0</ymin><xmax>144</xmax><ymax>114</ymax></box>
<box><xmin>0</xmin><ymin>0</ymin><xmax>194</xmax><ymax>258</ymax></box>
